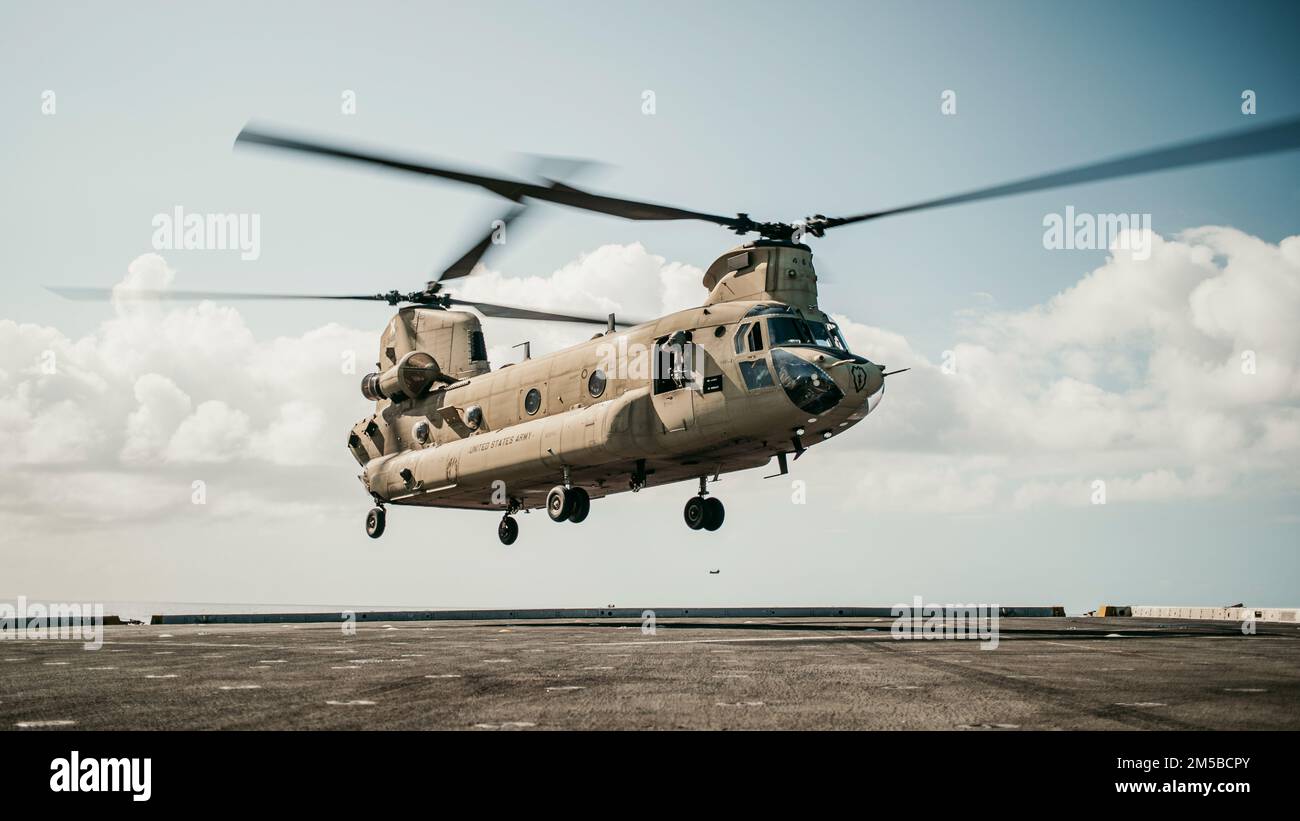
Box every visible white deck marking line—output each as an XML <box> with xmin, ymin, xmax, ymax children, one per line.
<box><xmin>15</xmin><ymin>719</ymin><xmax>76</xmax><ymax>728</ymax></box>
<box><xmin>577</xmin><ymin>634</ymin><xmax>875</xmax><ymax>647</ymax></box>
<box><xmin>1041</xmin><ymin>640</ymin><xmax>1131</xmax><ymax>656</ymax></box>
<box><xmin>103</xmin><ymin>641</ymin><xmax>262</xmax><ymax>649</ymax></box>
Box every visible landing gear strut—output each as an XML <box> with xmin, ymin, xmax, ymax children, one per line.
<box><xmin>684</xmin><ymin>477</ymin><xmax>724</xmax><ymax>532</ymax></box>
<box><xmin>365</xmin><ymin>506</ymin><xmax>386</xmax><ymax>539</ymax></box>
<box><xmin>499</xmin><ymin>497</ymin><xmax>521</xmax><ymax>545</ymax></box>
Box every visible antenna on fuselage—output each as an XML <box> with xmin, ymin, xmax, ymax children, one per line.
<box><xmin>512</xmin><ymin>341</ymin><xmax>531</xmax><ymax>361</ymax></box>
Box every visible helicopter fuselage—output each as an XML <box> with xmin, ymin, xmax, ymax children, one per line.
<box><xmin>349</xmin><ymin>239</ymin><xmax>885</xmax><ymax>518</ymax></box>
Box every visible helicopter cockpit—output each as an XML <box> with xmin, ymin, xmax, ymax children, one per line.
<box><xmin>735</xmin><ymin>304</ymin><xmax>851</xmax><ymax>356</ymax></box>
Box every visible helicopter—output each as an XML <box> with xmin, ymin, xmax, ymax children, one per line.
<box><xmin>51</xmin><ymin>115</ymin><xmax>1300</xmax><ymax>544</ymax></box>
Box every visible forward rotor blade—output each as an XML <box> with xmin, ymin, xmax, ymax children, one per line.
<box><xmin>47</xmin><ymin>286</ymin><xmax>388</xmax><ymax>302</ymax></box>
<box><xmin>237</xmin><ymin>124</ymin><xmax>743</xmax><ymax>229</ymax></box>
<box><xmin>448</xmin><ymin>297</ymin><xmax>640</xmax><ymax>327</ymax></box>
<box><xmin>823</xmin><ymin>114</ymin><xmax>1300</xmax><ymax>229</ymax></box>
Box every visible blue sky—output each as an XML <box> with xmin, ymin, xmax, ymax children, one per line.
<box><xmin>1</xmin><ymin>1</ymin><xmax>1297</xmax><ymax>613</ymax></box>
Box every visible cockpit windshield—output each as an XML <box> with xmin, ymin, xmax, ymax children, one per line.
<box><xmin>807</xmin><ymin>320</ymin><xmax>848</xmax><ymax>352</ymax></box>
<box><xmin>765</xmin><ymin>316</ymin><xmax>848</xmax><ymax>352</ymax></box>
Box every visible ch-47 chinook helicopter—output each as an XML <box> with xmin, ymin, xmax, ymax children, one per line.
<box><xmin>52</xmin><ymin>116</ymin><xmax>1300</xmax><ymax>544</ymax></box>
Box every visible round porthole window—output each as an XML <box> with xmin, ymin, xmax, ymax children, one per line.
<box><xmin>524</xmin><ymin>388</ymin><xmax>542</xmax><ymax>415</ymax></box>
<box><xmin>413</xmin><ymin>420</ymin><xmax>431</xmax><ymax>444</ymax></box>
<box><xmin>465</xmin><ymin>404</ymin><xmax>483</xmax><ymax>430</ymax></box>
<box><xmin>588</xmin><ymin>369</ymin><xmax>607</xmax><ymax>398</ymax></box>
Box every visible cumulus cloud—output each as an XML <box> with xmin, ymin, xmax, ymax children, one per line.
<box><xmin>834</xmin><ymin>226</ymin><xmax>1300</xmax><ymax>511</ymax></box>
<box><xmin>1</xmin><ymin>230</ymin><xmax>1296</xmax><ymax>530</ymax></box>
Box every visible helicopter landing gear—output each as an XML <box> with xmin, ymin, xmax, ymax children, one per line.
<box><xmin>498</xmin><ymin>516</ymin><xmax>519</xmax><ymax>545</ymax></box>
<box><xmin>498</xmin><ymin>497</ymin><xmax>522</xmax><ymax>545</ymax></box>
<box><xmin>365</xmin><ymin>506</ymin><xmax>386</xmax><ymax>539</ymax></box>
<box><xmin>684</xmin><ymin>477</ymin><xmax>724</xmax><ymax>532</ymax></box>
<box><xmin>569</xmin><ymin>487</ymin><xmax>591</xmax><ymax>523</ymax></box>
<box><xmin>546</xmin><ymin>485</ymin><xmax>590</xmax><ymax>523</ymax></box>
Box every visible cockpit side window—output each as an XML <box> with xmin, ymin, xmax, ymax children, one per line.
<box><xmin>747</xmin><ymin>322</ymin><xmax>764</xmax><ymax>352</ymax></box>
<box><xmin>733</xmin><ymin>322</ymin><xmax>751</xmax><ymax>355</ymax></box>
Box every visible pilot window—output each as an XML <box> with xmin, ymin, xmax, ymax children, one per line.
<box><xmin>762</xmin><ymin>316</ymin><xmax>851</xmax><ymax>352</ymax></box>
<box><xmin>739</xmin><ymin>359</ymin><xmax>774</xmax><ymax>390</ymax></box>
<box><xmin>747</xmin><ymin>322</ymin><xmax>764</xmax><ymax>352</ymax></box>
<box><xmin>807</xmin><ymin>321</ymin><xmax>848</xmax><ymax>351</ymax></box>
<box><xmin>767</xmin><ymin>316</ymin><xmax>814</xmax><ymax>346</ymax></box>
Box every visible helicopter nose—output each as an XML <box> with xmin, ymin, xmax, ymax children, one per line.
<box><xmin>819</xmin><ymin>356</ymin><xmax>883</xmax><ymax>405</ymax></box>
<box><xmin>770</xmin><ymin>348</ymin><xmax>888</xmax><ymax>416</ymax></box>
<box><xmin>856</xmin><ymin>362</ymin><xmax>885</xmax><ymax>399</ymax></box>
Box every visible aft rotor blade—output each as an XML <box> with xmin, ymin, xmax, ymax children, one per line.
<box><xmin>236</xmin><ymin>124</ymin><xmax>743</xmax><ymax>228</ymax></box>
<box><xmin>448</xmin><ymin>297</ymin><xmax>640</xmax><ymax>327</ymax></box>
<box><xmin>823</xmin><ymin>115</ymin><xmax>1300</xmax><ymax>229</ymax></box>
<box><xmin>433</xmin><ymin>205</ymin><xmax>528</xmax><ymax>284</ymax></box>
<box><xmin>47</xmin><ymin>286</ymin><xmax>389</xmax><ymax>302</ymax></box>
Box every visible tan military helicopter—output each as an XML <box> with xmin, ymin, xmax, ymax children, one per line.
<box><xmin>53</xmin><ymin>116</ymin><xmax>1300</xmax><ymax>543</ymax></box>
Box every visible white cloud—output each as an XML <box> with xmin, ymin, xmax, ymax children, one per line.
<box><xmin>834</xmin><ymin>226</ymin><xmax>1300</xmax><ymax>511</ymax></box>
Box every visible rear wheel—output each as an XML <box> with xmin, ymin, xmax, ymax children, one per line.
<box><xmin>702</xmin><ymin>497</ymin><xmax>725</xmax><ymax>531</ymax></box>
<box><xmin>683</xmin><ymin>496</ymin><xmax>707</xmax><ymax>530</ymax></box>
<box><xmin>498</xmin><ymin>516</ymin><xmax>519</xmax><ymax>545</ymax></box>
<box><xmin>568</xmin><ymin>487</ymin><xmax>591</xmax><ymax>523</ymax></box>
<box><xmin>365</xmin><ymin>507</ymin><xmax>386</xmax><ymax>539</ymax></box>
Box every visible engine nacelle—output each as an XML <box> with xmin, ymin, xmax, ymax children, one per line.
<box><xmin>361</xmin><ymin>351</ymin><xmax>445</xmax><ymax>402</ymax></box>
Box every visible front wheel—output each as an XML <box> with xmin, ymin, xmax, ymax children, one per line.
<box><xmin>498</xmin><ymin>516</ymin><xmax>519</xmax><ymax>545</ymax></box>
<box><xmin>365</xmin><ymin>507</ymin><xmax>386</xmax><ymax>539</ymax></box>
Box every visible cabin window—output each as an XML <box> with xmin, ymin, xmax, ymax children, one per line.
<box><xmin>524</xmin><ymin>388</ymin><xmax>542</xmax><ymax>415</ymax></box>
<box><xmin>588</xmin><ymin>369</ymin><xmax>607</xmax><ymax>398</ymax></box>
<box><xmin>739</xmin><ymin>359</ymin><xmax>774</xmax><ymax>390</ymax></box>
<box><xmin>653</xmin><ymin>340</ymin><xmax>693</xmax><ymax>395</ymax></box>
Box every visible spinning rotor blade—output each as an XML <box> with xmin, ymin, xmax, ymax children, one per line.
<box><xmin>46</xmin><ymin>286</ymin><xmax>387</xmax><ymax>302</ymax></box>
<box><xmin>448</xmin><ymin>298</ymin><xmax>640</xmax><ymax>327</ymax></box>
<box><xmin>820</xmin><ymin>115</ymin><xmax>1300</xmax><ymax>229</ymax></box>
<box><xmin>434</xmin><ymin>205</ymin><xmax>527</xmax><ymax>284</ymax></box>
<box><xmin>47</xmin><ymin>286</ymin><xmax>643</xmax><ymax>326</ymax></box>
<box><xmin>236</xmin><ymin>124</ymin><xmax>743</xmax><ymax>229</ymax></box>
<box><xmin>433</xmin><ymin>160</ymin><xmax>599</xmax><ymax>284</ymax></box>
